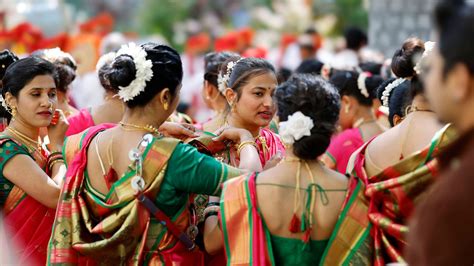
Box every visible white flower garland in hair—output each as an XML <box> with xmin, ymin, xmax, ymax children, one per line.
<box><xmin>381</xmin><ymin>78</ymin><xmax>406</xmax><ymax>107</ymax></box>
<box><xmin>116</xmin><ymin>43</ymin><xmax>154</xmax><ymax>102</ymax></box>
<box><xmin>217</xmin><ymin>58</ymin><xmax>243</xmax><ymax>94</ymax></box>
<box><xmin>414</xmin><ymin>41</ymin><xmax>436</xmax><ymax>75</ymax></box>
<box><xmin>96</xmin><ymin>52</ymin><xmax>116</xmax><ymax>72</ymax></box>
<box><xmin>0</xmin><ymin>95</ymin><xmax>9</xmax><ymax>111</ymax></box>
<box><xmin>279</xmin><ymin>111</ymin><xmax>314</xmax><ymax>145</ymax></box>
<box><xmin>42</xmin><ymin>47</ymin><xmax>76</xmax><ymax>65</ymax></box>
<box><xmin>357</xmin><ymin>72</ymin><xmax>371</xmax><ymax>98</ymax></box>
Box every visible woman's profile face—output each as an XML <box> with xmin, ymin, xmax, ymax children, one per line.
<box><xmin>233</xmin><ymin>72</ymin><xmax>278</xmax><ymax>129</ymax></box>
<box><xmin>11</xmin><ymin>74</ymin><xmax>57</xmax><ymax>128</ymax></box>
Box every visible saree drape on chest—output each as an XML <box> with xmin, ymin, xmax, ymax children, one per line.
<box><xmin>48</xmin><ymin>125</ymin><xmax>204</xmax><ymax>265</ymax></box>
<box><xmin>320</xmin><ymin>125</ymin><xmax>456</xmax><ymax>266</ymax></box>
<box><xmin>1</xmin><ymin>137</ymin><xmax>55</xmax><ymax>265</ymax></box>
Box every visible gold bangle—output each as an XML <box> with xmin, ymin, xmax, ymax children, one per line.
<box><xmin>237</xmin><ymin>140</ymin><xmax>256</xmax><ymax>155</ymax></box>
<box><xmin>49</xmin><ymin>159</ymin><xmax>65</xmax><ymax>172</ymax></box>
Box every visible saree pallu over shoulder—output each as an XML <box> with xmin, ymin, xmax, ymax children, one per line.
<box><xmin>320</xmin><ymin>124</ymin><xmax>457</xmax><ymax>266</ymax></box>
<box><xmin>220</xmin><ymin>173</ymin><xmax>274</xmax><ymax>266</ymax></box>
<box><xmin>48</xmin><ymin>124</ymin><xmax>196</xmax><ymax>265</ymax></box>
<box><xmin>0</xmin><ymin>136</ymin><xmax>56</xmax><ymax>265</ymax></box>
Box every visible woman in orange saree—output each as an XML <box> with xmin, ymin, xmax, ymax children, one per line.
<box><xmin>1</xmin><ymin>56</ymin><xmax>68</xmax><ymax>265</ymax></box>
<box><xmin>47</xmin><ymin>43</ymin><xmax>263</xmax><ymax>265</ymax></box>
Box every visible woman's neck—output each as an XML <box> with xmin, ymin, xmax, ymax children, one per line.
<box><xmin>226</xmin><ymin>114</ymin><xmax>260</xmax><ymax>137</ymax></box>
<box><xmin>212</xmin><ymin>98</ymin><xmax>228</xmax><ymax>115</ymax></box>
<box><xmin>121</xmin><ymin>107</ymin><xmax>165</xmax><ymax>130</ymax></box>
<box><xmin>353</xmin><ymin>106</ymin><xmax>376</xmax><ymax>127</ymax></box>
<box><xmin>8</xmin><ymin>118</ymin><xmax>39</xmax><ymax>141</ymax></box>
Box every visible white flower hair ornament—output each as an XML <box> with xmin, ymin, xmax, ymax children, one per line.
<box><xmin>381</xmin><ymin>78</ymin><xmax>406</xmax><ymax>107</ymax></box>
<box><xmin>116</xmin><ymin>43</ymin><xmax>154</xmax><ymax>102</ymax></box>
<box><xmin>0</xmin><ymin>95</ymin><xmax>9</xmax><ymax>112</ymax></box>
<box><xmin>357</xmin><ymin>72</ymin><xmax>371</xmax><ymax>98</ymax></box>
<box><xmin>42</xmin><ymin>47</ymin><xmax>76</xmax><ymax>65</ymax></box>
<box><xmin>217</xmin><ymin>58</ymin><xmax>243</xmax><ymax>94</ymax></box>
<box><xmin>96</xmin><ymin>52</ymin><xmax>117</xmax><ymax>72</ymax></box>
<box><xmin>414</xmin><ymin>41</ymin><xmax>436</xmax><ymax>75</ymax></box>
<box><xmin>278</xmin><ymin>111</ymin><xmax>314</xmax><ymax>145</ymax></box>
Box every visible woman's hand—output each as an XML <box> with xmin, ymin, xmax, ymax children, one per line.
<box><xmin>263</xmin><ymin>151</ymin><xmax>283</xmax><ymax>170</ymax></box>
<box><xmin>212</xmin><ymin>126</ymin><xmax>253</xmax><ymax>144</ymax></box>
<box><xmin>47</xmin><ymin>109</ymin><xmax>69</xmax><ymax>152</ymax></box>
<box><xmin>159</xmin><ymin>122</ymin><xmax>197</xmax><ymax>139</ymax></box>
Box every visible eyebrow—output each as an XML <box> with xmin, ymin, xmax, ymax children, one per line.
<box><xmin>29</xmin><ymin>87</ymin><xmax>56</xmax><ymax>91</ymax></box>
<box><xmin>253</xmin><ymin>86</ymin><xmax>276</xmax><ymax>91</ymax></box>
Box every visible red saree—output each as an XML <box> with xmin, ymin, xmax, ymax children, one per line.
<box><xmin>1</xmin><ymin>137</ymin><xmax>55</xmax><ymax>265</ymax></box>
<box><xmin>320</xmin><ymin>125</ymin><xmax>456</xmax><ymax>265</ymax></box>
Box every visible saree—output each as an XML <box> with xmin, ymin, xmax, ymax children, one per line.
<box><xmin>48</xmin><ymin>125</ymin><xmax>203</xmax><ymax>265</ymax></box>
<box><xmin>320</xmin><ymin>124</ymin><xmax>456</xmax><ymax>266</ymax></box>
<box><xmin>220</xmin><ymin>173</ymin><xmax>273</xmax><ymax>266</ymax></box>
<box><xmin>65</xmin><ymin>108</ymin><xmax>95</xmax><ymax>136</ymax></box>
<box><xmin>1</xmin><ymin>136</ymin><xmax>56</xmax><ymax>265</ymax></box>
<box><xmin>325</xmin><ymin>128</ymin><xmax>365</xmax><ymax>174</ymax></box>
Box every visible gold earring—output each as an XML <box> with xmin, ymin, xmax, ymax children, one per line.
<box><xmin>163</xmin><ymin>101</ymin><xmax>169</xmax><ymax>111</ymax></box>
<box><xmin>11</xmin><ymin>106</ymin><xmax>17</xmax><ymax>117</ymax></box>
<box><xmin>344</xmin><ymin>105</ymin><xmax>350</xmax><ymax>114</ymax></box>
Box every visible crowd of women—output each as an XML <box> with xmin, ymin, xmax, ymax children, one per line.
<box><xmin>0</xmin><ymin>0</ymin><xmax>473</xmax><ymax>265</ymax></box>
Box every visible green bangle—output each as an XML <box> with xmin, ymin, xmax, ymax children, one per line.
<box><xmin>205</xmin><ymin>211</ymin><xmax>218</xmax><ymax>220</ymax></box>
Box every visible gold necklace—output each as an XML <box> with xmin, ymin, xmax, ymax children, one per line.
<box><xmin>6</xmin><ymin>127</ymin><xmax>41</xmax><ymax>154</ymax></box>
<box><xmin>119</xmin><ymin>121</ymin><xmax>161</xmax><ymax>136</ymax></box>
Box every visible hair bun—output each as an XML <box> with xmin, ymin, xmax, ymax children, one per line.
<box><xmin>391</xmin><ymin>38</ymin><xmax>425</xmax><ymax>78</ymax></box>
<box><xmin>108</xmin><ymin>54</ymin><xmax>137</xmax><ymax>88</ymax></box>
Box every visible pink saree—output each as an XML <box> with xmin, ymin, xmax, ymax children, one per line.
<box><xmin>65</xmin><ymin>108</ymin><xmax>95</xmax><ymax>136</ymax></box>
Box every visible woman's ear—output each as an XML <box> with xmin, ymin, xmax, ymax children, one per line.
<box><xmin>5</xmin><ymin>92</ymin><xmax>17</xmax><ymax>108</ymax></box>
<box><xmin>224</xmin><ymin>88</ymin><xmax>236</xmax><ymax>106</ymax></box>
<box><xmin>393</xmin><ymin>114</ymin><xmax>403</xmax><ymax>126</ymax></box>
<box><xmin>159</xmin><ymin>88</ymin><xmax>172</xmax><ymax>110</ymax></box>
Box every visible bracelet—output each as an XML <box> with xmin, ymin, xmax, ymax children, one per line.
<box><xmin>237</xmin><ymin>140</ymin><xmax>256</xmax><ymax>155</ymax></box>
<box><xmin>205</xmin><ymin>211</ymin><xmax>219</xmax><ymax>220</ymax></box>
<box><xmin>206</xmin><ymin>202</ymin><xmax>220</xmax><ymax>207</ymax></box>
<box><xmin>203</xmin><ymin>205</ymin><xmax>220</xmax><ymax>218</ymax></box>
<box><xmin>48</xmin><ymin>159</ymin><xmax>65</xmax><ymax>172</ymax></box>
<box><xmin>47</xmin><ymin>152</ymin><xmax>63</xmax><ymax>164</ymax></box>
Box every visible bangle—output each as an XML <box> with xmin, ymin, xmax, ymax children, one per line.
<box><xmin>205</xmin><ymin>211</ymin><xmax>219</xmax><ymax>220</ymax></box>
<box><xmin>237</xmin><ymin>140</ymin><xmax>256</xmax><ymax>155</ymax></box>
<box><xmin>203</xmin><ymin>205</ymin><xmax>220</xmax><ymax>218</ymax></box>
<box><xmin>206</xmin><ymin>202</ymin><xmax>220</xmax><ymax>207</ymax></box>
<box><xmin>49</xmin><ymin>159</ymin><xmax>64</xmax><ymax>172</ymax></box>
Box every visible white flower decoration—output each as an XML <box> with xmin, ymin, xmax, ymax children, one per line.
<box><xmin>217</xmin><ymin>58</ymin><xmax>242</xmax><ymax>94</ymax></box>
<box><xmin>278</xmin><ymin>111</ymin><xmax>314</xmax><ymax>144</ymax></box>
<box><xmin>357</xmin><ymin>72</ymin><xmax>370</xmax><ymax>98</ymax></box>
<box><xmin>0</xmin><ymin>95</ymin><xmax>8</xmax><ymax>111</ymax></box>
<box><xmin>96</xmin><ymin>52</ymin><xmax>116</xmax><ymax>72</ymax></box>
<box><xmin>414</xmin><ymin>41</ymin><xmax>436</xmax><ymax>75</ymax></box>
<box><xmin>381</xmin><ymin>78</ymin><xmax>405</xmax><ymax>107</ymax></box>
<box><xmin>42</xmin><ymin>47</ymin><xmax>76</xmax><ymax>65</ymax></box>
<box><xmin>116</xmin><ymin>43</ymin><xmax>154</xmax><ymax>102</ymax></box>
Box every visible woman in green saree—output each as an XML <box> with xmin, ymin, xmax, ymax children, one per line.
<box><xmin>47</xmin><ymin>43</ymin><xmax>263</xmax><ymax>265</ymax></box>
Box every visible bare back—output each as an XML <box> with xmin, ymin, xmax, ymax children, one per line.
<box><xmin>256</xmin><ymin>162</ymin><xmax>348</xmax><ymax>240</ymax></box>
<box><xmin>365</xmin><ymin>112</ymin><xmax>444</xmax><ymax>177</ymax></box>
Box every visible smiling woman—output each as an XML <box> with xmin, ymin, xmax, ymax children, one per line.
<box><xmin>0</xmin><ymin>56</ymin><xmax>69</xmax><ymax>264</ymax></box>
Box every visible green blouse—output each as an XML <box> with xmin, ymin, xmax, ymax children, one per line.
<box><xmin>85</xmin><ymin>141</ymin><xmax>242</xmax><ymax>217</ymax></box>
<box><xmin>270</xmin><ymin>234</ymin><xmax>328</xmax><ymax>265</ymax></box>
<box><xmin>0</xmin><ymin>138</ymin><xmax>31</xmax><ymax>206</ymax></box>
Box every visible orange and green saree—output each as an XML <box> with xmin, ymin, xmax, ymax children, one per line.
<box><xmin>48</xmin><ymin>124</ymin><xmax>241</xmax><ymax>265</ymax></box>
<box><xmin>320</xmin><ymin>125</ymin><xmax>456</xmax><ymax>265</ymax></box>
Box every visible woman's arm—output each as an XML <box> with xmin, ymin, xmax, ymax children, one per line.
<box><xmin>204</xmin><ymin>196</ymin><xmax>223</xmax><ymax>255</ymax></box>
<box><xmin>4</xmin><ymin>155</ymin><xmax>61</xmax><ymax>209</ymax></box>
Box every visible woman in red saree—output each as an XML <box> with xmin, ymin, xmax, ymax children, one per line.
<box><xmin>320</xmin><ymin>39</ymin><xmax>451</xmax><ymax>265</ymax></box>
<box><xmin>47</xmin><ymin>43</ymin><xmax>263</xmax><ymax>265</ymax></box>
<box><xmin>322</xmin><ymin>71</ymin><xmax>385</xmax><ymax>174</ymax></box>
<box><xmin>211</xmin><ymin>74</ymin><xmax>348</xmax><ymax>265</ymax></box>
<box><xmin>0</xmin><ymin>56</ymin><xmax>68</xmax><ymax>265</ymax></box>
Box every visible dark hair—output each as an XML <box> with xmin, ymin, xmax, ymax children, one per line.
<box><xmin>434</xmin><ymin>0</ymin><xmax>474</xmax><ymax>76</ymax></box>
<box><xmin>0</xmin><ymin>50</ymin><xmax>18</xmax><ymax>81</ymax></box>
<box><xmin>1</xmin><ymin>57</ymin><xmax>57</xmax><ymax>121</ymax></box>
<box><xmin>32</xmin><ymin>49</ymin><xmax>77</xmax><ymax>93</ymax></box>
<box><xmin>277</xmin><ymin>67</ymin><xmax>292</xmax><ymax>84</ymax></box>
<box><xmin>219</xmin><ymin>56</ymin><xmax>275</xmax><ymax>101</ymax></box>
<box><xmin>376</xmin><ymin>78</ymin><xmax>411</xmax><ymax>126</ymax></box>
<box><xmin>329</xmin><ymin>70</ymin><xmax>378</xmax><ymax>106</ymax></box>
<box><xmin>276</xmin><ymin>74</ymin><xmax>340</xmax><ymax>159</ymax></box>
<box><xmin>391</xmin><ymin>38</ymin><xmax>425</xmax><ymax>78</ymax></box>
<box><xmin>296</xmin><ymin>59</ymin><xmax>324</xmax><ymax>75</ymax></box>
<box><xmin>204</xmin><ymin>51</ymin><xmax>239</xmax><ymax>87</ymax></box>
<box><xmin>106</xmin><ymin>43</ymin><xmax>183</xmax><ymax>108</ymax></box>
<box><xmin>97</xmin><ymin>56</ymin><xmax>119</xmax><ymax>94</ymax></box>
<box><xmin>344</xmin><ymin>27</ymin><xmax>367</xmax><ymax>50</ymax></box>
<box><xmin>359</xmin><ymin>62</ymin><xmax>382</xmax><ymax>75</ymax></box>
